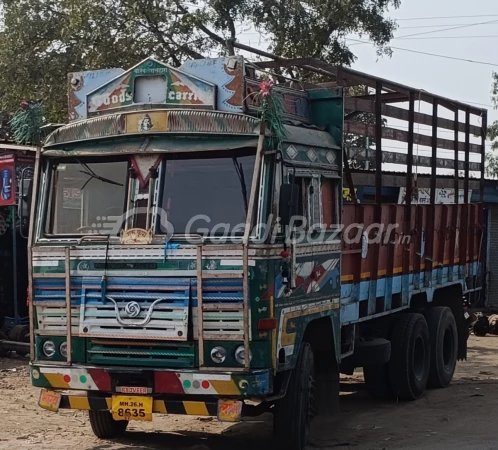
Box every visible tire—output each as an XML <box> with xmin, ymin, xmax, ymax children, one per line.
<box><xmin>426</xmin><ymin>307</ymin><xmax>458</xmax><ymax>388</ymax></box>
<box><xmin>9</xmin><ymin>324</ymin><xmax>29</xmax><ymax>343</ymax></box>
<box><xmin>273</xmin><ymin>343</ymin><xmax>316</xmax><ymax>450</ymax></box>
<box><xmin>388</xmin><ymin>313</ymin><xmax>431</xmax><ymax>401</ymax></box>
<box><xmin>88</xmin><ymin>410</ymin><xmax>128</xmax><ymax>439</ymax></box>
<box><xmin>363</xmin><ymin>363</ymin><xmax>394</xmax><ymax>400</ymax></box>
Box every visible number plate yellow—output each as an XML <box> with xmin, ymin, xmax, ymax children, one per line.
<box><xmin>217</xmin><ymin>399</ymin><xmax>243</xmax><ymax>422</ymax></box>
<box><xmin>111</xmin><ymin>396</ymin><xmax>153</xmax><ymax>422</ymax></box>
<box><xmin>38</xmin><ymin>389</ymin><xmax>62</xmax><ymax>412</ymax></box>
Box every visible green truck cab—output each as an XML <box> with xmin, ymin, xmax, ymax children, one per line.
<box><xmin>29</xmin><ymin>51</ymin><xmax>485</xmax><ymax>449</ymax></box>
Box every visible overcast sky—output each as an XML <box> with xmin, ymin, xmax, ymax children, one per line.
<box><xmin>237</xmin><ymin>0</ymin><xmax>498</xmax><ymax>174</ymax></box>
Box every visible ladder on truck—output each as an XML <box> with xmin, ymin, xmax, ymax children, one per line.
<box><xmin>196</xmin><ymin>244</ymin><xmax>251</xmax><ymax>371</ymax></box>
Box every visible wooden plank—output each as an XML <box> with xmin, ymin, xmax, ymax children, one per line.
<box><xmin>345</xmin><ymin>121</ymin><xmax>482</xmax><ymax>153</ymax></box>
<box><xmin>345</xmin><ymin>93</ymin><xmax>408</xmax><ymax>104</ymax></box>
<box><xmin>351</xmin><ymin>172</ymin><xmax>480</xmax><ymax>190</ymax></box>
<box><xmin>346</xmin><ymin>148</ymin><xmax>482</xmax><ymax>172</ymax></box>
<box><xmin>344</xmin><ymin>97</ymin><xmax>482</xmax><ymax>136</ymax></box>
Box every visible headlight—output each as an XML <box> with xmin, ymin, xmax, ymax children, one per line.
<box><xmin>42</xmin><ymin>340</ymin><xmax>56</xmax><ymax>358</ymax></box>
<box><xmin>234</xmin><ymin>345</ymin><xmax>252</xmax><ymax>366</ymax></box>
<box><xmin>60</xmin><ymin>342</ymin><xmax>68</xmax><ymax>358</ymax></box>
<box><xmin>210</xmin><ymin>346</ymin><xmax>227</xmax><ymax>364</ymax></box>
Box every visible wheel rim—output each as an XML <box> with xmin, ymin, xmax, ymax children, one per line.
<box><xmin>442</xmin><ymin>325</ymin><xmax>455</xmax><ymax>369</ymax></box>
<box><xmin>413</xmin><ymin>335</ymin><xmax>426</xmax><ymax>381</ymax></box>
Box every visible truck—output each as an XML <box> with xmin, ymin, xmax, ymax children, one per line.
<box><xmin>28</xmin><ymin>44</ymin><xmax>486</xmax><ymax>450</ymax></box>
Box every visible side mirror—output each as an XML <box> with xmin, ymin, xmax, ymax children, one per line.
<box><xmin>279</xmin><ymin>183</ymin><xmax>300</xmax><ymax>228</ymax></box>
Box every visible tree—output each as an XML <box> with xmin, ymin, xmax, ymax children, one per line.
<box><xmin>487</xmin><ymin>72</ymin><xmax>498</xmax><ymax>178</ymax></box>
<box><xmin>0</xmin><ymin>0</ymin><xmax>400</xmax><ymax>128</ymax></box>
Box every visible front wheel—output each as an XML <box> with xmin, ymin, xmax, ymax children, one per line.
<box><xmin>89</xmin><ymin>410</ymin><xmax>128</xmax><ymax>439</ymax></box>
<box><xmin>273</xmin><ymin>343</ymin><xmax>316</xmax><ymax>450</ymax></box>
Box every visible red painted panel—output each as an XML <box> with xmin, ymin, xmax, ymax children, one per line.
<box><xmin>88</xmin><ymin>368</ymin><xmax>112</xmax><ymax>391</ymax></box>
<box><xmin>154</xmin><ymin>371</ymin><xmax>185</xmax><ymax>394</ymax></box>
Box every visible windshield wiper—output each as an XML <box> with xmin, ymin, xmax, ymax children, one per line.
<box><xmin>77</xmin><ymin>161</ymin><xmax>124</xmax><ymax>190</ymax></box>
<box><xmin>233</xmin><ymin>157</ymin><xmax>248</xmax><ymax>214</ymax></box>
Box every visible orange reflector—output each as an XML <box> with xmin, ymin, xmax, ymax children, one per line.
<box><xmin>258</xmin><ymin>318</ymin><xmax>277</xmax><ymax>330</ymax></box>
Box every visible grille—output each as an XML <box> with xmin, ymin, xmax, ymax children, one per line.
<box><xmin>87</xmin><ymin>339</ymin><xmax>195</xmax><ymax>368</ymax></box>
<box><xmin>34</xmin><ymin>277</ymin><xmax>190</xmax><ymax>340</ymax></box>
<box><xmin>192</xmin><ymin>279</ymin><xmax>246</xmax><ymax>338</ymax></box>
<box><xmin>34</xmin><ymin>276</ymin><xmax>248</xmax><ymax>342</ymax></box>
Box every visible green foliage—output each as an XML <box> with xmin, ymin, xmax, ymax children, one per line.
<box><xmin>486</xmin><ymin>72</ymin><xmax>498</xmax><ymax>178</ymax></box>
<box><xmin>9</xmin><ymin>102</ymin><xmax>46</xmax><ymax>145</ymax></box>
<box><xmin>0</xmin><ymin>0</ymin><xmax>400</xmax><ymax>128</ymax></box>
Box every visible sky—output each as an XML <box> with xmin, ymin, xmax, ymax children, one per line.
<box><xmin>234</xmin><ymin>0</ymin><xmax>498</xmax><ymax>175</ymax></box>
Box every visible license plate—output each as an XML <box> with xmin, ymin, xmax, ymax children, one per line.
<box><xmin>38</xmin><ymin>389</ymin><xmax>62</xmax><ymax>412</ymax></box>
<box><xmin>111</xmin><ymin>396</ymin><xmax>153</xmax><ymax>422</ymax></box>
<box><xmin>217</xmin><ymin>399</ymin><xmax>243</xmax><ymax>423</ymax></box>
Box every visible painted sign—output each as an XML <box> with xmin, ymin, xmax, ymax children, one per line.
<box><xmin>0</xmin><ymin>154</ymin><xmax>15</xmax><ymax>206</ymax></box>
<box><xmin>398</xmin><ymin>187</ymin><xmax>472</xmax><ymax>204</ymax></box>
<box><xmin>126</xmin><ymin>111</ymin><xmax>168</xmax><ymax>134</ymax></box>
<box><xmin>180</xmin><ymin>56</ymin><xmax>245</xmax><ymax>113</ymax></box>
<box><xmin>343</xmin><ymin>188</ymin><xmax>358</xmax><ymax>202</ymax></box>
<box><xmin>120</xmin><ymin>228</ymin><xmax>153</xmax><ymax>245</ymax></box>
<box><xmin>68</xmin><ymin>68</ymin><xmax>125</xmax><ymax>121</ymax></box>
<box><xmin>245</xmin><ymin>78</ymin><xmax>312</xmax><ymax>124</ymax></box>
<box><xmin>87</xmin><ymin>58</ymin><xmax>216</xmax><ymax>116</ymax></box>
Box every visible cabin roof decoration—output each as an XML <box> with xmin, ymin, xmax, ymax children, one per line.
<box><xmin>65</xmin><ymin>56</ymin><xmax>314</xmax><ymax>125</ymax></box>
<box><xmin>85</xmin><ymin>57</ymin><xmax>217</xmax><ymax>117</ymax></box>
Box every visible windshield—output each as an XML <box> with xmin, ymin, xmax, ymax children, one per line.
<box><xmin>45</xmin><ymin>160</ymin><xmax>128</xmax><ymax>235</ymax></box>
<box><xmin>160</xmin><ymin>153</ymin><xmax>255</xmax><ymax>235</ymax></box>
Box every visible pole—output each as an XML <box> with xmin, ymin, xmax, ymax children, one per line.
<box><xmin>12</xmin><ymin>205</ymin><xmax>18</xmax><ymax>324</ymax></box>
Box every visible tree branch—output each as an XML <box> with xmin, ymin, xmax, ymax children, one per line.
<box><xmin>173</xmin><ymin>0</ymin><xmax>227</xmax><ymax>46</ymax></box>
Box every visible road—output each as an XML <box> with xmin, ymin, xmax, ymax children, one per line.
<box><xmin>1</xmin><ymin>335</ymin><xmax>497</xmax><ymax>450</ymax></box>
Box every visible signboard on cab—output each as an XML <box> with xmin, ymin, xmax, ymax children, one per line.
<box><xmin>0</xmin><ymin>154</ymin><xmax>15</xmax><ymax>206</ymax></box>
<box><xmin>86</xmin><ymin>57</ymin><xmax>216</xmax><ymax>117</ymax></box>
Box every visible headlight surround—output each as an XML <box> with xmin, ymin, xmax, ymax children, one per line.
<box><xmin>59</xmin><ymin>341</ymin><xmax>68</xmax><ymax>358</ymax></box>
<box><xmin>42</xmin><ymin>340</ymin><xmax>56</xmax><ymax>358</ymax></box>
<box><xmin>210</xmin><ymin>346</ymin><xmax>227</xmax><ymax>364</ymax></box>
<box><xmin>234</xmin><ymin>345</ymin><xmax>252</xmax><ymax>366</ymax></box>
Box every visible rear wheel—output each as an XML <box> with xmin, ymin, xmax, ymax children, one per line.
<box><xmin>388</xmin><ymin>313</ymin><xmax>431</xmax><ymax>401</ymax></box>
<box><xmin>88</xmin><ymin>410</ymin><xmax>128</xmax><ymax>439</ymax></box>
<box><xmin>426</xmin><ymin>306</ymin><xmax>458</xmax><ymax>388</ymax></box>
<box><xmin>273</xmin><ymin>343</ymin><xmax>316</xmax><ymax>450</ymax></box>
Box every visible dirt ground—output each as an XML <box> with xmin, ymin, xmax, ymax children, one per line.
<box><xmin>1</xmin><ymin>335</ymin><xmax>497</xmax><ymax>450</ymax></box>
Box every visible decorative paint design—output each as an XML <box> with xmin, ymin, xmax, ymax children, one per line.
<box><xmin>277</xmin><ymin>300</ymin><xmax>340</xmax><ymax>357</ymax></box>
<box><xmin>87</xmin><ymin>58</ymin><xmax>216</xmax><ymax>115</ymax></box>
<box><xmin>130</xmin><ymin>154</ymin><xmax>163</xmax><ymax>187</ymax></box>
<box><xmin>68</xmin><ymin>68</ymin><xmax>125</xmax><ymax>121</ymax></box>
<box><xmin>44</xmin><ymin>110</ymin><xmax>260</xmax><ymax>148</ymax></box>
<box><xmin>275</xmin><ymin>258</ymin><xmax>340</xmax><ymax>299</ymax></box>
<box><xmin>31</xmin><ymin>365</ymin><xmax>272</xmax><ymax>396</ymax></box>
<box><xmin>180</xmin><ymin>56</ymin><xmax>245</xmax><ymax>112</ymax></box>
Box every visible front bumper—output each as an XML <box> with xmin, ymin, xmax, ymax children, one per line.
<box><xmin>30</xmin><ymin>363</ymin><xmax>273</xmax><ymax>397</ymax></box>
<box><xmin>60</xmin><ymin>394</ymin><xmax>218</xmax><ymax>416</ymax></box>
